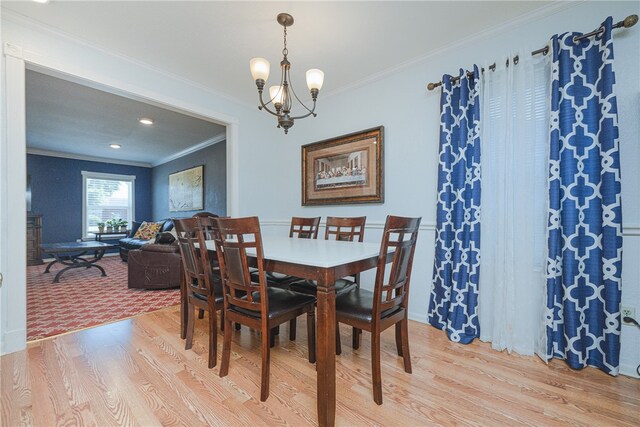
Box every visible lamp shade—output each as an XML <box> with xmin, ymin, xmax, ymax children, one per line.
<box><xmin>269</xmin><ymin>86</ymin><xmax>284</xmax><ymax>105</ymax></box>
<box><xmin>250</xmin><ymin>58</ymin><xmax>270</xmax><ymax>81</ymax></box>
<box><xmin>306</xmin><ymin>69</ymin><xmax>324</xmax><ymax>91</ymax></box>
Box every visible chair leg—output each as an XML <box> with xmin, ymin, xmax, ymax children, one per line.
<box><xmin>395</xmin><ymin>322</ymin><xmax>403</xmax><ymax>357</ymax></box>
<box><xmin>219</xmin><ymin>315</ymin><xmax>233</xmax><ymax>377</ymax></box>
<box><xmin>220</xmin><ymin>308</ymin><xmax>224</xmax><ymax>332</ymax></box>
<box><xmin>353</xmin><ymin>327</ymin><xmax>361</xmax><ymax>350</ymax></box>
<box><xmin>208</xmin><ymin>309</ymin><xmax>217</xmax><ymax>369</ymax></box>
<box><xmin>307</xmin><ymin>311</ymin><xmax>316</xmax><ymax>363</ymax></box>
<box><xmin>371</xmin><ymin>331</ymin><xmax>383</xmax><ymax>405</ymax></box>
<box><xmin>270</xmin><ymin>328</ymin><xmax>276</xmax><ymax>348</ymax></box>
<box><xmin>260</xmin><ymin>325</ymin><xmax>271</xmax><ymax>401</ymax></box>
<box><xmin>198</xmin><ymin>308</ymin><xmax>205</xmax><ymax>319</ymax></box>
<box><xmin>185</xmin><ymin>302</ymin><xmax>195</xmax><ymax>350</ymax></box>
<box><xmin>289</xmin><ymin>318</ymin><xmax>297</xmax><ymax>341</ymax></box>
<box><xmin>335</xmin><ymin>323</ymin><xmax>342</xmax><ymax>355</ymax></box>
<box><xmin>400</xmin><ymin>318</ymin><xmax>412</xmax><ymax>374</ymax></box>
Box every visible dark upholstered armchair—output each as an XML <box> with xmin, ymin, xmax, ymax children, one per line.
<box><xmin>127</xmin><ymin>241</ymin><xmax>182</xmax><ymax>290</ymax></box>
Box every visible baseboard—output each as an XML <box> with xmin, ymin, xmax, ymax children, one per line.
<box><xmin>408</xmin><ymin>311</ymin><xmax>428</xmax><ymax>324</ymax></box>
<box><xmin>1</xmin><ymin>328</ymin><xmax>26</xmax><ymax>355</ymax></box>
<box><xmin>620</xmin><ymin>363</ymin><xmax>640</xmax><ymax>379</ymax></box>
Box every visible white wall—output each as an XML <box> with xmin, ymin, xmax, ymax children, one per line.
<box><xmin>239</xmin><ymin>1</ymin><xmax>640</xmax><ymax>377</ymax></box>
<box><xmin>0</xmin><ymin>11</ymin><xmax>277</xmax><ymax>354</ymax></box>
<box><xmin>1</xmin><ymin>1</ymin><xmax>638</xmax><ymax>377</ymax></box>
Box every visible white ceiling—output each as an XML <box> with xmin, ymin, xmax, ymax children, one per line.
<box><xmin>25</xmin><ymin>70</ymin><xmax>226</xmax><ymax>166</ymax></box>
<box><xmin>6</xmin><ymin>1</ymin><xmax>557</xmax><ymax>164</ymax></box>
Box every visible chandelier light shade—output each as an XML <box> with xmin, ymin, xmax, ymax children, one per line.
<box><xmin>250</xmin><ymin>13</ymin><xmax>324</xmax><ymax>134</ymax></box>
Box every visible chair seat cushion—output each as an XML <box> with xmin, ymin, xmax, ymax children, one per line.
<box><xmin>289</xmin><ymin>278</ymin><xmax>357</xmax><ymax>296</ymax></box>
<box><xmin>231</xmin><ymin>287</ymin><xmax>316</xmax><ymax>320</ymax></box>
<box><xmin>191</xmin><ymin>291</ymin><xmax>224</xmax><ymax>305</ymax></box>
<box><xmin>250</xmin><ymin>271</ymin><xmax>301</xmax><ymax>288</ymax></box>
<box><xmin>335</xmin><ymin>288</ymin><xmax>401</xmax><ymax>323</ymax></box>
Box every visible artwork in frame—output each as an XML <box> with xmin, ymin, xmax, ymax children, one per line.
<box><xmin>169</xmin><ymin>165</ymin><xmax>204</xmax><ymax>211</ymax></box>
<box><xmin>302</xmin><ymin>126</ymin><xmax>384</xmax><ymax>205</ymax></box>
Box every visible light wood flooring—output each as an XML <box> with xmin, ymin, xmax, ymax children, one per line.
<box><xmin>2</xmin><ymin>305</ymin><xmax>639</xmax><ymax>426</ymax></box>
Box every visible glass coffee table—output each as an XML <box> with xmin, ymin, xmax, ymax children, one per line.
<box><xmin>40</xmin><ymin>241</ymin><xmax>117</xmax><ymax>283</ymax></box>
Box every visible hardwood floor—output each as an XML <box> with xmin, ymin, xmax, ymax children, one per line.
<box><xmin>2</xmin><ymin>305</ymin><xmax>638</xmax><ymax>426</ymax></box>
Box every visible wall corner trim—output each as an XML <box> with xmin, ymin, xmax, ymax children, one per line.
<box><xmin>3</xmin><ymin>42</ymin><xmax>24</xmax><ymax>59</ymax></box>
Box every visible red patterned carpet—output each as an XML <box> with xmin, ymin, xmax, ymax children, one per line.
<box><xmin>27</xmin><ymin>255</ymin><xmax>180</xmax><ymax>341</ymax></box>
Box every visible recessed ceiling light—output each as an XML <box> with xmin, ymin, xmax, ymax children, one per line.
<box><xmin>139</xmin><ymin>118</ymin><xmax>154</xmax><ymax>125</ymax></box>
<box><xmin>33</xmin><ymin>0</ymin><xmax>50</xmax><ymax>3</ymax></box>
<box><xmin>110</xmin><ymin>144</ymin><xmax>122</xmax><ymax>149</ymax></box>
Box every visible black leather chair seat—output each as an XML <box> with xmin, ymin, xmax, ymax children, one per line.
<box><xmin>231</xmin><ymin>287</ymin><xmax>316</xmax><ymax>320</ymax></box>
<box><xmin>335</xmin><ymin>288</ymin><xmax>401</xmax><ymax>323</ymax></box>
<box><xmin>192</xmin><ymin>292</ymin><xmax>224</xmax><ymax>305</ymax></box>
<box><xmin>250</xmin><ymin>271</ymin><xmax>301</xmax><ymax>288</ymax></box>
<box><xmin>289</xmin><ymin>278</ymin><xmax>357</xmax><ymax>296</ymax></box>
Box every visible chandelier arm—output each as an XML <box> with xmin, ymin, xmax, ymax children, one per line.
<box><xmin>287</xmin><ymin>77</ymin><xmax>316</xmax><ymax>116</ymax></box>
<box><xmin>289</xmin><ymin>100</ymin><xmax>318</xmax><ymax>120</ymax></box>
<box><xmin>257</xmin><ymin>91</ymin><xmax>282</xmax><ymax>117</ymax></box>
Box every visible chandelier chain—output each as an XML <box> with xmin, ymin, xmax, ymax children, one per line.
<box><xmin>282</xmin><ymin>25</ymin><xmax>288</xmax><ymax>57</ymax></box>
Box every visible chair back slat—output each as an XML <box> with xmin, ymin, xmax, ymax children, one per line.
<box><xmin>196</xmin><ymin>215</ymin><xmax>224</xmax><ymax>294</ymax></box>
<box><xmin>325</xmin><ymin>216</ymin><xmax>366</xmax><ymax>242</ymax></box>
<box><xmin>173</xmin><ymin>218</ymin><xmax>212</xmax><ymax>299</ymax></box>
<box><xmin>212</xmin><ymin>217</ymin><xmax>267</xmax><ymax>316</ymax></box>
<box><xmin>289</xmin><ymin>216</ymin><xmax>321</xmax><ymax>239</ymax></box>
<box><xmin>373</xmin><ymin>216</ymin><xmax>421</xmax><ymax>321</ymax></box>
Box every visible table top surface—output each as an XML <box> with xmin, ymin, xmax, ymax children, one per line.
<box><xmin>40</xmin><ymin>241</ymin><xmax>117</xmax><ymax>252</ymax></box>
<box><xmin>204</xmin><ymin>236</ymin><xmax>384</xmax><ymax>268</ymax></box>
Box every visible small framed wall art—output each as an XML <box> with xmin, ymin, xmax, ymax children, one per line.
<box><xmin>169</xmin><ymin>165</ymin><xmax>204</xmax><ymax>211</ymax></box>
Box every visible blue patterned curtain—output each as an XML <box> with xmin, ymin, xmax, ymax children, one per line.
<box><xmin>428</xmin><ymin>66</ymin><xmax>482</xmax><ymax>344</ymax></box>
<box><xmin>544</xmin><ymin>17</ymin><xmax>623</xmax><ymax>375</ymax></box>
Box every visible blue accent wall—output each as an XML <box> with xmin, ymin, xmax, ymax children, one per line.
<box><xmin>152</xmin><ymin>141</ymin><xmax>226</xmax><ymax>219</ymax></box>
<box><xmin>27</xmin><ymin>154</ymin><xmax>152</xmax><ymax>245</ymax></box>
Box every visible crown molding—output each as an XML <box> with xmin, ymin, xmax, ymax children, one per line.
<box><xmin>27</xmin><ymin>148</ymin><xmax>152</xmax><ymax>168</ymax></box>
<box><xmin>152</xmin><ymin>132</ymin><xmax>226</xmax><ymax>167</ymax></box>
<box><xmin>1</xmin><ymin>9</ymin><xmax>256</xmax><ymax>112</ymax></box>
<box><xmin>321</xmin><ymin>0</ymin><xmax>585</xmax><ymax>101</ymax></box>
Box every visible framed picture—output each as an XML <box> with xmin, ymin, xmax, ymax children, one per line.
<box><xmin>169</xmin><ymin>165</ymin><xmax>204</xmax><ymax>211</ymax></box>
<box><xmin>302</xmin><ymin>126</ymin><xmax>384</xmax><ymax>205</ymax></box>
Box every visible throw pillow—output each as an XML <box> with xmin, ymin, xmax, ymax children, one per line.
<box><xmin>133</xmin><ymin>221</ymin><xmax>162</xmax><ymax>240</ymax></box>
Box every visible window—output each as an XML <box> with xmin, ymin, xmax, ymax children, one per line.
<box><xmin>82</xmin><ymin>171</ymin><xmax>135</xmax><ymax>237</ymax></box>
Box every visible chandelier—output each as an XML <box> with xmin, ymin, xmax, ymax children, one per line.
<box><xmin>250</xmin><ymin>13</ymin><xmax>324</xmax><ymax>134</ymax></box>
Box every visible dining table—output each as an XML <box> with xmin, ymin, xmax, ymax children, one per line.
<box><xmin>197</xmin><ymin>235</ymin><xmax>392</xmax><ymax>427</ymax></box>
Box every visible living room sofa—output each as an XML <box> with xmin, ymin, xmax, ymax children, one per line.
<box><xmin>127</xmin><ymin>241</ymin><xmax>182</xmax><ymax>289</ymax></box>
<box><xmin>119</xmin><ymin>219</ymin><xmax>174</xmax><ymax>261</ymax></box>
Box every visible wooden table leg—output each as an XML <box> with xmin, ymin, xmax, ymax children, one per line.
<box><xmin>315</xmin><ymin>270</ymin><xmax>336</xmax><ymax>427</ymax></box>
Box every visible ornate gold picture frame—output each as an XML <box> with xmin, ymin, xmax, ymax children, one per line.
<box><xmin>302</xmin><ymin>126</ymin><xmax>384</xmax><ymax>205</ymax></box>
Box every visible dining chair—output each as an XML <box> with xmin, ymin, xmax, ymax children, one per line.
<box><xmin>193</xmin><ymin>213</ymin><xmax>218</xmax><ymax>320</ymax></box>
<box><xmin>212</xmin><ymin>216</ymin><xmax>317</xmax><ymax>402</ymax></box>
<box><xmin>289</xmin><ymin>216</ymin><xmax>321</xmax><ymax>239</ymax></box>
<box><xmin>174</xmin><ymin>217</ymin><xmax>224</xmax><ymax>369</ymax></box>
<box><xmin>258</xmin><ymin>216</ymin><xmax>322</xmax><ymax>290</ymax></box>
<box><xmin>290</xmin><ymin>216</ymin><xmax>366</xmax><ymax>295</ymax></box>
<box><xmin>289</xmin><ymin>216</ymin><xmax>367</xmax><ymax>345</ymax></box>
<box><xmin>334</xmin><ymin>215</ymin><xmax>421</xmax><ymax>405</ymax></box>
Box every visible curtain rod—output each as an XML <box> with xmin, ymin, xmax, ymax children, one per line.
<box><xmin>426</xmin><ymin>14</ymin><xmax>638</xmax><ymax>91</ymax></box>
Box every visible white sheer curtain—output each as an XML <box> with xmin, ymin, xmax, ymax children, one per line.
<box><xmin>478</xmin><ymin>50</ymin><xmax>550</xmax><ymax>355</ymax></box>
